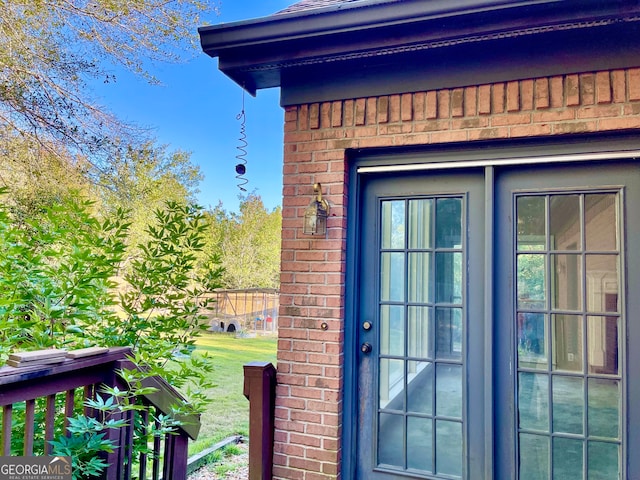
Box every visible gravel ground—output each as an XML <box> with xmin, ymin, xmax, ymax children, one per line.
<box><xmin>188</xmin><ymin>442</ymin><xmax>248</xmax><ymax>480</ymax></box>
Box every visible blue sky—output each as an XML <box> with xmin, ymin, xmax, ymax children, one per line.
<box><xmin>93</xmin><ymin>1</ymin><xmax>295</xmax><ymax>212</ymax></box>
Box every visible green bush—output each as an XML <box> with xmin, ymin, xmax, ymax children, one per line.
<box><xmin>0</xmin><ymin>188</ymin><xmax>223</xmax><ymax>476</ymax></box>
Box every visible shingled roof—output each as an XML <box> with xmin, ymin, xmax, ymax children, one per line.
<box><xmin>277</xmin><ymin>0</ymin><xmax>363</xmax><ymax>15</ymax></box>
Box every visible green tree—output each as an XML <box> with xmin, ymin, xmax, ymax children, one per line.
<box><xmin>98</xmin><ymin>140</ymin><xmax>203</xmax><ymax>249</ymax></box>
<box><xmin>206</xmin><ymin>194</ymin><xmax>282</xmax><ymax>289</ymax></box>
<box><xmin>0</xmin><ymin>0</ymin><xmax>218</xmax><ymax>164</ymax></box>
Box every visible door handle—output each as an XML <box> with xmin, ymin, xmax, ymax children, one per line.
<box><xmin>361</xmin><ymin>342</ymin><xmax>372</xmax><ymax>354</ymax></box>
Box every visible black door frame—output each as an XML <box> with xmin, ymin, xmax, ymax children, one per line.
<box><xmin>343</xmin><ymin>133</ymin><xmax>640</xmax><ymax>480</ymax></box>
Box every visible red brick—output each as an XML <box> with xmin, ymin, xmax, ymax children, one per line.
<box><xmin>437</xmin><ymin>89</ymin><xmax>450</xmax><ymax>118</ymax></box>
<box><xmin>629</xmin><ymin>68</ymin><xmax>640</xmax><ymax>101</ymax></box>
<box><xmin>414</xmin><ymin>120</ymin><xmax>450</xmax><ymax>132</ymax></box>
<box><xmin>491</xmin><ymin>113</ymin><xmax>531</xmax><ymax>126</ymax></box>
<box><xmin>478</xmin><ymin>84</ymin><xmax>491</xmax><ymax>114</ymax></box>
<box><xmin>464</xmin><ymin>86</ymin><xmax>478</xmax><ymax>116</ymax></box>
<box><xmin>365</xmin><ymin>97</ymin><xmax>377</xmax><ymax>124</ymax></box>
<box><xmin>553</xmin><ymin>121</ymin><xmax>597</xmax><ymax>134</ymax></box>
<box><xmin>506</xmin><ymin>81</ymin><xmax>520</xmax><ymax>112</ymax></box>
<box><xmin>580</xmin><ymin>73</ymin><xmax>595</xmax><ymax>105</ymax></box>
<box><xmin>309</xmin><ymin>103</ymin><xmax>320</xmax><ymax>128</ymax></box>
<box><xmin>289</xmin><ymin>457</ymin><xmax>321</xmax><ymax>472</ymax></box>
<box><xmin>306</xmin><ymin>472</ymin><xmax>335</xmax><ymax>480</ymax></box>
<box><xmin>290</xmin><ymin>433</ymin><xmax>322</xmax><ymax>448</ymax></box>
<box><xmin>426</xmin><ymin>91</ymin><xmax>438</xmax><ymax>119</ymax></box>
<box><xmin>401</xmin><ymin>93</ymin><xmax>413</xmax><ymax>121</ymax></box>
<box><xmin>566</xmin><ymin>74</ymin><xmax>580</xmax><ymax>106</ymax></box>
<box><xmin>576</xmin><ymin>105</ymin><xmax>621</xmax><ymax>119</ymax></box>
<box><xmin>549</xmin><ymin>76</ymin><xmax>564</xmax><ymax>107</ymax></box>
<box><xmin>451</xmin><ymin>88</ymin><xmax>464</xmax><ymax>117</ymax></box>
<box><xmin>612</xmin><ymin>70</ymin><xmax>626</xmax><ymax>103</ymax></box>
<box><xmin>322</xmin><ymin>462</ymin><xmax>339</xmax><ymax>476</ymax></box>
<box><xmin>275</xmin><ymin>419</ymin><xmax>306</xmax><ymax>433</ymax></box>
<box><xmin>281</xmin><ymin>443</ymin><xmax>306</xmax><ymax>458</ymax></box>
<box><xmin>451</xmin><ymin>117</ymin><xmax>489</xmax><ymax>129</ymax></box>
<box><xmin>596</xmin><ymin>71</ymin><xmax>612</xmax><ymax>104</ymax></box>
<box><xmin>323</xmin><ymin>438</ymin><xmax>340</xmax><ymax>450</ymax></box>
<box><xmin>413</xmin><ymin>92</ymin><xmax>426</xmax><ymax>120</ymax></box>
<box><xmin>492</xmin><ymin>83</ymin><xmax>505</xmax><ymax>113</ymax></box>
<box><xmin>320</xmin><ymin>102</ymin><xmax>330</xmax><ymax>128</ymax></box>
<box><xmin>290</xmin><ymin>410</ymin><xmax>323</xmax><ymax>423</ymax></box>
<box><xmin>389</xmin><ymin>94</ymin><xmax>401</xmax><ymax>122</ymax></box>
<box><xmin>377</xmin><ymin>96</ymin><xmax>389</xmax><ymax>123</ymax></box>
<box><xmin>343</xmin><ymin>99</ymin><xmax>354</xmax><ymax>126</ymax></box>
<box><xmin>598</xmin><ymin>116</ymin><xmax>640</xmax><ymax>131</ymax></box>
<box><xmin>355</xmin><ymin>98</ymin><xmax>366</xmax><ymax>125</ymax></box>
<box><xmin>397</xmin><ymin>133</ymin><xmax>431</xmax><ymax>145</ymax></box>
<box><xmin>509</xmin><ymin>124</ymin><xmax>552</xmax><ymax>137</ymax></box>
<box><xmin>331</xmin><ymin>101</ymin><xmax>343</xmax><ymax>127</ymax></box>
<box><xmin>535</xmin><ymin>78</ymin><xmax>550</xmax><ymax>109</ymax></box>
<box><xmin>532</xmin><ymin>110</ymin><xmax>575</xmax><ymax>122</ymax></box>
<box><xmin>307</xmin><ymin>449</ymin><xmax>338</xmax><ymax>462</ymax></box>
<box><xmin>520</xmin><ymin>79</ymin><xmax>534</xmax><ymax>110</ymax></box>
<box><xmin>299</xmin><ymin>104</ymin><xmax>309</xmax><ymax>130</ymax></box>
<box><xmin>272</xmin><ymin>466</ymin><xmax>304</xmax><ymax>480</ymax></box>
<box><xmin>467</xmin><ymin>127</ymin><xmax>509</xmax><ymax>141</ymax></box>
<box><xmin>431</xmin><ymin>130</ymin><xmax>467</xmax><ymax>143</ymax></box>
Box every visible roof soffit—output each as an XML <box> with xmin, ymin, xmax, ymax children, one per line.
<box><xmin>199</xmin><ymin>0</ymin><xmax>640</xmax><ymax>101</ymax></box>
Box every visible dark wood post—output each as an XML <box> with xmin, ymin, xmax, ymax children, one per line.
<box><xmin>243</xmin><ymin>362</ymin><xmax>277</xmax><ymax>480</ymax></box>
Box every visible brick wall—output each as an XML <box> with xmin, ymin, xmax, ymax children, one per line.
<box><xmin>273</xmin><ymin>67</ymin><xmax>640</xmax><ymax>480</ymax></box>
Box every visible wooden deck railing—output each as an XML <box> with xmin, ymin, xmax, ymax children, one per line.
<box><xmin>243</xmin><ymin>362</ymin><xmax>276</xmax><ymax>480</ymax></box>
<box><xmin>0</xmin><ymin>347</ymin><xmax>200</xmax><ymax>480</ymax></box>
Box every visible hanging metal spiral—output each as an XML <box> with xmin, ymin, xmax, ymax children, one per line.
<box><xmin>235</xmin><ymin>107</ymin><xmax>249</xmax><ymax>192</ymax></box>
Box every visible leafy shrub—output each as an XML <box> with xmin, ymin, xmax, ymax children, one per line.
<box><xmin>0</xmin><ymin>188</ymin><xmax>223</xmax><ymax>475</ymax></box>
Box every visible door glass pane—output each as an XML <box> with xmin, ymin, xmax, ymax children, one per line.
<box><xmin>407</xmin><ymin>361</ymin><xmax>433</xmax><ymax>414</ymax></box>
<box><xmin>435</xmin><ymin>252</ymin><xmax>462</xmax><ymax>304</ymax></box>
<box><xmin>553</xmin><ymin>314</ymin><xmax>583</xmax><ymax>372</ymax></box>
<box><xmin>435</xmin><ymin>420</ymin><xmax>462</xmax><ymax>477</ymax></box>
<box><xmin>518</xmin><ymin>372</ymin><xmax>549</xmax><ymax>432</ymax></box>
<box><xmin>553</xmin><ymin>437</ymin><xmax>583</xmax><ymax>479</ymax></box>
<box><xmin>380</xmin><ymin>252</ymin><xmax>404</xmax><ymax>302</ymax></box>
<box><xmin>550</xmin><ymin>194</ymin><xmax>581</xmax><ymax>250</ymax></box>
<box><xmin>379</xmin><ymin>359</ymin><xmax>404</xmax><ymax>409</ymax></box>
<box><xmin>588</xmin><ymin>442</ymin><xmax>620</xmax><ymax>480</ymax></box>
<box><xmin>409</xmin><ymin>199</ymin><xmax>433</xmax><ymax>249</ymax></box>
<box><xmin>377</xmin><ymin>195</ymin><xmax>465</xmax><ymax>478</ymax></box>
<box><xmin>514</xmin><ymin>191</ymin><xmax>623</xmax><ymax>480</ymax></box>
<box><xmin>435</xmin><ymin>308</ymin><xmax>462</xmax><ymax>360</ymax></box>
<box><xmin>408</xmin><ymin>306</ymin><xmax>432</xmax><ymax>359</ymax></box>
<box><xmin>552</xmin><ymin>254</ymin><xmax>582</xmax><ymax>310</ymax></box>
<box><xmin>585</xmin><ymin>194</ymin><xmax>617</xmax><ymax>251</ymax></box>
<box><xmin>407</xmin><ymin>416</ymin><xmax>433</xmax><ymax>472</ymax></box>
<box><xmin>518</xmin><ymin>313</ymin><xmax>547</xmax><ymax>369</ymax></box>
<box><xmin>378</xmin><ymin>413</ymin><xmax>403</xmax><ymax>467</ymax></box>
<box><xmin>380</xmin><ymin>305</ymin><xmax>404</xmax><ymax>356</ymax></box>
<box><xmin>552</xmin><ymin>376</ymin><xmax>583</xmax><ymax>434</ymax></box>
<box><xmin>519</xmin><ymin>433</ymin><xmax>549</xmax><ymax>480</ymax></box>
<box><xmin>435</xmin><ymin>198</ymin><xmax>462</xmax><ymax>248</ymax></box>
<box><xmin>588</xmin><ymin>378</ymin><xmax>620</xmax><ymax>439</ymax></box>
<box><xmin>382</xmin><ymin>200</ymin><xmax>405</xmax><ymax>249</ymax></box>
<box><xmin>587</xmin><ymin>316</ymin><xmax>619</xmax><ymax>375</ymax></box>
<box><xmin>585</xmin><ymin>255</ymin><xmax>618</xmax><ymax>313</ymax></box>
<box><xmin>517</xmin><ymin>254</ymin><xmax>546</xmax><ymax>309</ymax></box>
<box><xmin>408</xmin><ymin>252</ymin><xmax>432</xmax><ymax>303</ymax></box>
<box><xmin>436</xmin><ymin>364</ymin><xmax>462</xmax><ymax>418</ymax></box>
<box><xmin>517</xmin><ymin>196</ymin><xmax>546</xmax><ymax>251</ymax></box>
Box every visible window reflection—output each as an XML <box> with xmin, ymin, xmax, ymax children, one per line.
<box><xmin>378</xmin><ymin>196</ymin><xmax>464</xmax><ymax>477</ymax></box>
<box><xmin>515</xmin><ymin>191</ymin><xmax>622</xmax><ymax>480</ymax></box>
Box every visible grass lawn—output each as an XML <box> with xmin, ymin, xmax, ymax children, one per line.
<box><xmin>189</xmin><ymin>333</ymin><xmax>277</xmax><ymax>454</ymax></box>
